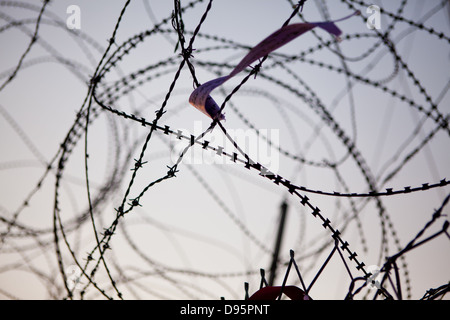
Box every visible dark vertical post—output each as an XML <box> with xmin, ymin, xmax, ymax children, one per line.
<box><xmin>268</xmin><ymin>200</ymin><xmax>288</xmax><ymax>286</ymax></box>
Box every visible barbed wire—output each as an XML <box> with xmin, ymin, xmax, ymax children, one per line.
<box><xmin>0</xmin><ymin>0</ymin><xmax>449</xmax><ymax>300</ymax></box>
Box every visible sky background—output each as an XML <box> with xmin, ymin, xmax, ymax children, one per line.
<box><xmin>0</xmin><ymin>0</ymin><xmax>449</xmax><ymax>300</ymax></box>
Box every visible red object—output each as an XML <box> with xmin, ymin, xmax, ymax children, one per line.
<box><xmin>248</xmin><ymin>286</ymin><xmax>312</xmax><ymax>300</ymax></box>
